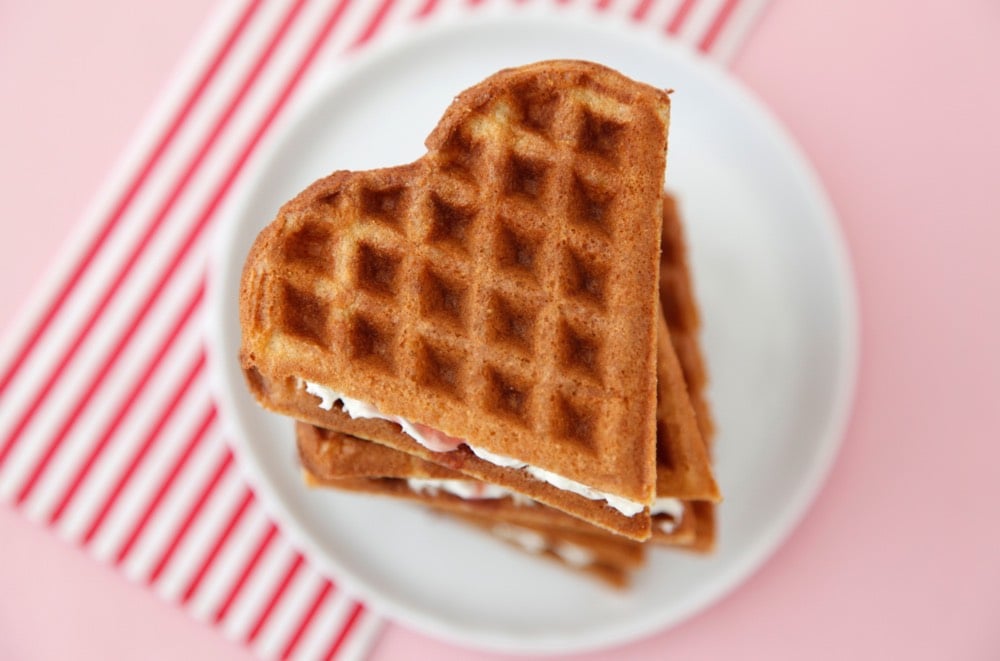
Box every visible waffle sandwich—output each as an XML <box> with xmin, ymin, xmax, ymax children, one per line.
<box><xmin>240</xmin><ymin>61</ymin><xmax>683</xmax><ymax>540</ymax></box>
<box><xmin>295</xmin><ymin>193</ymin><xmax>718</xmax><ymax>568</ymax></box>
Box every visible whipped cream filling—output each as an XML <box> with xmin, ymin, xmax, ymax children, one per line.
<box><xmin>468</xmin><ymin>446</ymin><xmax>646</xmax><ymax>517</ymax></box>
<box><xmin>552</xmin><ymin>542</ymin><xmax>596</xmax><ymax>569</ymax></box>
<box><xmin>491</xmin><ymin>523</ymin><xmax>595</xmax><ymax>568</ymax></box>
<box><xmin>406</xmin><ymin>478</ymin><xmax>535</xmax><ymax>506</ymax></box>
<box><xmin>303</xmin><ymin>381</ymin><xmax>458</xmax><ymax>451</ymax></box>
<box><xmin>491</xmin><ymin>523</ymin><xmax>547</xmax><ymax>553</ymax></box>
<box><xmin>302</xmin><ymin>380</ymin><xmax>649</xmax><ymax>517</ymax></box>
<box><xmin>650</xmin><ymin>497</ymin><xmax>684</xmax><ymax>534</ymax></box>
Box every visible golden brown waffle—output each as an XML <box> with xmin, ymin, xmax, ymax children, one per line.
<box><xmin>653</xmin><ymin>191</ymin><xmax>717</xmax><ymax>551</ymax></box>
<box><xmin>660</xmin><ymin>192</ymin><xmax>714</xmax><ymax>441</ymax></box>
<box><xmin>291</xmin><ymin>192</ymin><xmax>719</xmax><ymax>543</ymax></box>
<box><xmin>241</xmin><ymin>61</ymin><xmax>672</xmax><ymax>540</ymax></box>
<box><xmin>298</xmin><ymin>424</ymin><xmax>603</xmax><ymax>534</ymax></box>
<box><xmin>446</xmin><ymin>512</ymin><xmax>645</xmax><ymax>588</ymax></box>
<box><xmin>652</xmin><ymin>302</ymin><xmax>718</xmax><ymax>501</ymax></box>
<box><xmin>297</xmin><ymin>192</ymin><xmax>715</xmax><ymax>555</ymax></box>
<box><xmin>286</xmin><ymin>299</ymin><xmax>715</xmax><ymax>541</ymax></box>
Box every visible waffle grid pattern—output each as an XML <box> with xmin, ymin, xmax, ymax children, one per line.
<box><xmin>274</xmin><ymin>75</ymin><xmax>649</xmax><ymax>463</ymax></box>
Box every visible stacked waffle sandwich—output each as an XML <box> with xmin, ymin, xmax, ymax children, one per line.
<box><xmin>239</xmin><ymin>60</ymin><xmax>720</xmax><ymax>587</ymax></box>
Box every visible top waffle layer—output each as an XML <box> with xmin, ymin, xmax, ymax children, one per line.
<box><xmin>241</xmin><ymin>61</ymin><xmax>671</xmax><ymax>506</ymax></box>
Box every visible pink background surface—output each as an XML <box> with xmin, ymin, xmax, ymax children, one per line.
<box><xmin>2</xmin><ymin>1</ymin><xmax>999</xmax><ymax>659</ymax></box>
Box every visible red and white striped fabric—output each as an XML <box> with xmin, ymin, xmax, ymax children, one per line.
<box><xmin>0</xmin><ymin>1</ymin><xmax>767</xmax><ymax>658</ymax></box>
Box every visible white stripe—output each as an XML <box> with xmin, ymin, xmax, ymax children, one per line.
<box><xmin>280</xmin><ymin>580</ymin><xmax>339</xmax><ymax>661</ymax></box>
<box><xmin>57</xmin><ymin>351</ymin><xmax>210</xmax><ymax>544</ymax></box>
<box><xmin>636</xmin><ymin>0</ymin><xmax>684</xmax><ymax>27</ymax></box>
<box><xmin>673</xmin><ymin>0</ymin><xmax>723</xmax><ymax>46</ymax></box>
<box><xmin>290</xmin><ymin>591</ymin><xmax>359</xmax><ymax>661</ymax></box>
<box><xmin>0</xmin><ymin>0</ymin><xmax>322</xmax><ymax>506</ymax></box>
<box><xmin>411</xmin><ymin>0</ymin><xmax>471</xmax><ymax>25</ymax></box>
<box><xmin>0</xmin><ymin>103</ymin><xmax>229</xmax><ymax>493</ymax></box>
<box><xmin>333</xmin><ymin>605</ymin><xmax>384</xmax><ymax>661</ymax></box>
<box><xmin>0</xmin><ymin>0</ymin><xmax>247</xmax><ymax>392</ymax></box>
<box><xmin>0</xmin><ymin>251</ymin><xmax>202</xmax><ymax>509</ymax></box>
<box><xmin>319</xmin><ymin>0</ymin><xmax>395</xmax><ymax>55</ymax></box>
<box><xmin>707</xmin><ymin>0</ymin><xmax>768</xmax><ymax>63</ymax></box>
<box><xmin>15</xmin><ymin>256</ymin><xmax>209</xmax><ymax>523</ymax></box>
<box><xmin>346</xmin><ymin>0</ymin><xmax>435</xmax><ymax>53</ymax></box>
<box><xmin>0</xmin><ymin>0</ymin><xmax>301</xmax><ymax>471</ymax></box>
<box><xmin>0</xmin><ymin>0</ymin><xmax>268</xmax><ymax>443</ymax></box>
<box><xmin>219</xmin><ymin>537</ymin><xmax>297</xmax><ymax>641</ymax></box>
<box><xmin>155</xmin><ymin>462</ymin><xmax>248</xmax><ymax>601</ymax></box>
<box><xmin>252</xmin><ymin>564</ymin><xmax>328</xmax><ymax>659</ymax></box>
<box><xmin>107</xmin><ymin>419</ymin><xmax>223</xmax><ymax>577</ymax></box>
<box><xmin>186</xmin><ymin>494</ymin><xmax>269</xmax><ymax>621</ymax></box>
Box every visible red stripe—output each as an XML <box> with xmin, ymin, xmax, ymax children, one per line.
<box><xmin>0</xmin><ymin>0</ymin><xmax>308</xmax><ymax>471</ymax></box>
<box><xmin>279</xmin><ymin>580</ymin><xmax>334</xmax><ymax>660</ymax></box>
<box><xmin>323</xmin><ymin>601</ymin><xmax>365</xmax><ymax>661</ymax></box>
<box><xmin>145</xmin><ymin>449</ymin><xmax>233</xmax><ymax>584</ymax></box>
<box><xmin>413</xmin><ymin>0</ymin><xmax>439</xmax><ymax>19</ymax></box>
<box><xmin>43</xmin><ymin>285</ymin><xmax>206</xmax><ymax>522</ymax></box>
<box><xmin>697</xmin><ymin>0</ymin><xmax>740</xmax><ymax>52</ymax></box>
<box><xmin>631</xmin><ymin>0</ymin><xmax>653</xmax><ymax>20</ymax></box>
<box><xmin>0</xmin><ymin>0</ymin><xmax>260</xmax><ymax>401</ymax></box>
<box><xmin>64</xmin><ymin>352</ymin><xmax>209</xmax><ymax>532</ymax></box>
<box><xmin>348</xmin><ymin>0</ymin><xmax>397</xmax><ymax>50</ymax></box>
<box><xmin>595</xmin><ymin>0</ymin><xmax>614</xmax><ymax>10</ymax></box>
<box><xmin>107</xmin><ymin>403</ymin><xmax>216</xmax><ymax>559</ymax></box>
<box><xmin>179</xmin><ymin>486</ymin><xmax>255</xmax><ymax>604</ymax></box>
<box><xmin>212</xmin><ymin>522</ymin><xmax>279</xmax><ymax>625</ymax></box>
<box><xmin>245</xmin><ymin>554</ymin><xmax>306</xmax><ymax>644</ymax></box>
<box><xmin>99</xmin><ymin>0</ymin><xmax>356</xmax><ymax>573</ymax></box>
<box><xmin>665</xmin><ymin>0</ymin><xmax>696</xmax><ymax>33</ymax></box>
<box><xmin>8</xmin><ymin>252</ymin><xmax>203</xmax><ymax>501</ymax></box>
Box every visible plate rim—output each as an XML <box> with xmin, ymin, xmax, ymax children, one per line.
<box><xmin>206</xmin><ymin>8</ymin><xmax>860</xmax><ymax>655</ymax></box>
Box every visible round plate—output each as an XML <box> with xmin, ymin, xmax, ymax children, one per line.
<box><xmin>207</xmin><ymin>10</ymin><xmax>858</xmax><ymax>656</ymax></box>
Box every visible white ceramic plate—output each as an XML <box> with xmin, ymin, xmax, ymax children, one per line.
<box><xmin>207</xmin><ymin>10</ymin><xmax>858</xmax><ymax>656</ymax></box>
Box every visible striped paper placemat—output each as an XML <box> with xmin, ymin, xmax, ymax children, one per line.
<box><xmin>0</xmin><ymin>0</ymin><xmax>768</xmax><ymax>658</ymax></box>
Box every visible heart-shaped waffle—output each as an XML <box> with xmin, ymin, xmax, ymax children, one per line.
<box><xmin>240</xmin><ymin>61</ymin><xmax>672</xmax><ymax>540</ymax></box>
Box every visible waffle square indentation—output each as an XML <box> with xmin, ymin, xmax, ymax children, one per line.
<box><xmin>569</xmin><ymin>174</ymin><xmax>615</xmax><ymax>236</ymax></box>
<box><xmin>485</xmin><ymin>290</ymin><xmax>536</xmax><ymax>354</ymax></box>
<box><xmin>656</xmin><ymin>420</ymin><xmax>675</xmax><ymax>471</ymax></box>
<box><xmin>577</xmin><ymin>109</ymin><xmax>625</xmax><ymax>162</ymax></box>
<box><xmin>556</xmin><ymin>318</ymin><xmax>603</xmax><ymax>384</ymax></box>
<box><xmin>347</xmin><ymin>314</ymin><xmax>395</xmax><ymax>371</ymax></box>
<box><xmin>415</xmin><ymin>337</ymin><xmax>464</xmax><ymax>399</ymax></box>
<box><xmin>355</xmin><ymin>243</ymin><xmax>400</xmax><ymax>297</ymax></box>
<box><xmin>418</xmin><ymin>265</ymin><xmax>467</xmax><ymax>331</ymax></box>
<box><xmin>511</xmin><ymin>81</ymin><xmax>561</xmax><ymax>134</ymax></box>
<box><xmin>562</xmin><ymin>248</ymin><xmax>609</xmax><ymax>308</ymax></box>
<box><xmin>360</xmin><ymin>185</ymin><xmax>407</xmax><ymax>229</ymax></box>
<box><xmin>551</xmin><ymin>392</ymin><xmax>598</xmax><ymax>451</ymax></box>
<box><xmin>505</xmin><ymin>154</ymin><xmax>549</xmax><ymax>201</ymax></box>
<box><xmin>283</xmin><ymin>222</ymin><xmax>332</xmax><ymax>271</ymax></box>
<box><xmin>494</xmin><ymin>220</ymin><xmax>543</xmax><ymax>282</ymax></box>
<box><xmin>280</xmin><ymin>282</ymin><xmax>328</xmax><ymax>347</ymax></box>
<box><xmin>483</xmin><ymin>366</ymin><xmax>532</xmax><ymax>428</ymax></box>
<box><xmin>427</xmin><ymin>193</ymin><xmax>475</xmax><ymax>254</ymax></box>
<box><xmin>438</xmin><ymin>128</ymin><xmax>481</xmax><ymax>182</ymax></box>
